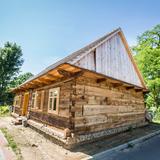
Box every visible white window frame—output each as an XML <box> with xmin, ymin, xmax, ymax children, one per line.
<box><xmin>48</xmin><ymin>87</ymin><xmax>60</xmax><ymax>114</ymax></box>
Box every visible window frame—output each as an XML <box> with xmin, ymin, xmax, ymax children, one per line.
<box><xmin>36</xmin><ymin>90</ymin><xmax>45</xmax><ymax>111</ymax></box>
<box><xmin>14</xmin><ymin>95</ymin><xmax>21</xmax><ymax>108</ymax></box>
<box><xmin>31</xmin><ymin>91</ymin><xmax>37</xmax><ymax>110</ymax></box>
<box><xmin>48</xmin><ymin>87</ymin><xmax>60</xmax><ymax>114</ymax></box>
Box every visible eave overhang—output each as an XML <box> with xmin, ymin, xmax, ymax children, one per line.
<box><xmin>11</xmin><ymin>63</ymin><xmax>148</xmax><ymax>93</ymax></box>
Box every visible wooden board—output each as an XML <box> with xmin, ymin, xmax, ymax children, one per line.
<box><xmin>73</xmin><ymin>33</ymin><xmax>142</xmax><ymax>87</ymax></box>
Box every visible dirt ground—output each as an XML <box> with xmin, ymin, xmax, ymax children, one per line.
<box><xmin>0</xmin><ymin>116</ymin><xmax>160</xmax><ymax>160</ymax></box>
<box><xmin>0</xmin><ymin>116</ymin><xmax>88</xmax><ymax>160</ymax></box>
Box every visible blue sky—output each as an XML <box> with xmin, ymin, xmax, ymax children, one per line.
<box><xmin>0</xmin><ymin>0</ymin><xmax>160</xmax><ymax>75</ymax></box>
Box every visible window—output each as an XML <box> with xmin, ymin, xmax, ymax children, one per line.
<box><xmin>31</xmin><ymin>92</ymin><xmax>37</xmax><ymax>109</ymax></box>
<box><xmin>48</xmin><ymin>88</ymin><xmax>60</xmax><ymax>114</ymax></box>
<box><xmin>14</xmin><ymin>95</ymin><xmax>21</xmax><ymax>107</ymax></box>
<box><xmin>36</xmin><ymin>90</ymin><xmax>45</xmax><ymax>110</ymax></box>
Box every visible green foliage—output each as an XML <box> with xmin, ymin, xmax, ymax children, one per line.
<box><xmin>9</xmin><ymin>72</ymin><xmax>33</xmax><ymax>89</ymax></box>
<box><xmin>134</xmin><ymin>48</ymin><xmax>160</xmax><ymax>81</ymax></box>
<box><xmin>0</xmin><ymin>106</ymin><xmax>9</xmax><ymax>116</ymax></box>
<box><xmin>0</xmin><ymin>42</ymin><xmax>33</xmax><ymax>105</ymax></box>
<box><xmin>146</xmin><ymin>78</ymin><xmax>160</xmax><ymax>108</ymax></box>
<box><xmin>133</xmin><ymin>24</ymin><xmax>160</xmax><ymax>111</ymax></box>
<box><xmin>0</xmin><ymin>42</ymin><xmax>23</xmax><ymax>105</ymax></box>
<box><xmin>152</xmin><ymin>107</ymin><xmax>160</xmax><ymax>123</ymax></box>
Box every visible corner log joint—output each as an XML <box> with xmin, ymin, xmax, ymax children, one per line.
<box><xmin>96</xmin><ymin>78</ymin><xmax>106</xmax><ymax>83</ymax></box>
<box><xmin>135</xmin><ymin>87</ymin><xmax>143</xmax><ymax>92</ymax></box>
<box><xmin>126</xmin><ymin>86</ymin><xmax>134</xmax><ymax>90</ymax></box>
<box><xmin>57</xmin><ymin>69</ymin><xmax>84</xmax><ymax>78</ymax></box>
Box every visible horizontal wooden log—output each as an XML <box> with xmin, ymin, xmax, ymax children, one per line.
<box><xmin>82</xmin><ymin>105</ymin><xmax>145</xmax><ymax>116</ymax></box>
<box><xmin>74</xmin><ymin>111</ymin><xmax>145</xmax><ymax>127</ymax></box>
<box><xmin>74</xmin><ymin>117</ymin><xmax>145</xmax><ymax>134</ymax></box>
<box><xmin>29</xmin><ymin>111</ymin><xmax>71</xmax><ymax>129</ymax></box>
<box><xmin>75</xmin><ymin>81</ymin><xmax>144</xmax><ymax>99</ymax></box>
<box><xmin>74</xmin><ymin>114</ymin><xmax>108</xmax><ymax>127</ymax></box>
<box><xmin>14</xmin><ymin>107</ymin><xmax>21</xmax><ymax>115</ymax></box>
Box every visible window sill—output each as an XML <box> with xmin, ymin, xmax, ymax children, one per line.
<box><xmin>48</xmin><ymin>110</ymin><xmax>58</xmax><ymax>115</ymax></box>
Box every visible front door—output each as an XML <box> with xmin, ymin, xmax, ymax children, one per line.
<box><xmin>22</xmin><ymin>92</ymin><xmax>29</xmax><ymax>116</ymax></box>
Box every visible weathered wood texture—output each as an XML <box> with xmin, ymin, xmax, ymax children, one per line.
<box><xmin>13</xmin><ymin>75</ymin><xmax>145</xmax><ymax>135</ymax></box>
<box><xmin>13</xmin><ymin>92</ymin><xmax>24</xmax><ymax>115</ymax></box>
<box><xmin>27</xmin><ymin>80</ymin><xmax>75</xmax><ymax>129</ymax></box>
<box><xmin>71</xmin><ymin>33</ymin><xmax>142</xmax><ymax>87</ymax></box>
<box><xmin>14</xmin><ymin>106</ymin><xmax>21</xmax><ymax>115</ymax></box>
<box><xmin>29</xmin><ymin>111</ymin><xmax>71</xmax><ymax>129</ymax></box>
<box><xmin>73</xmin><ymin>76</ymin><xmax>145</xmax><ymax>134</ymax></box>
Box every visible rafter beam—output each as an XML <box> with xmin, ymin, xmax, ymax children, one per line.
<box><xmin>57</xmin><ymin>69</ymin><xmax>84</xmax><ymax>78</ymax></box>
<box><xmin>74</xmin><ymin>71</ymin><xmax>84</xmax><ymax>77</ymax></box>
<box><xmin>107</xmin><ymin>79</ymin><xmax>121</xmax><ymax>84</ymax></box>
<box><xmin>126</xmin><ymin>86</ymin><xmax>134</xmax><ymax>90</ymax></box>
<box><xmin>96</xmin><ymin>78</ymin><xmax>106</xmax><ymax>83</ymax></box>
<box><xmin>36</xmin><ymin>78</ymin><xmax>53</xmax><ymax>84</ymax></box>
<box><xmin>134</xmin><ymin>87</ymin><xmax>143</xmax><ymax>92</ymax></box>
<box><xmin>25</xmin><ymin>83</ymin><xmax>40</xmax><ymax>89</ymax></box>
<box><xmin>123</xmin><ymin>83</ymin><xmax>133</xmax><ymax>87</ymax></box>
<box><xmin>45</xmin><ymin>73</ymin><xmax>59</xmax><ymax>79</ymax></box>
<box><xmin>57</xmin><ymin>69</ymin><xmax>73</xmax><ymax>77</ymax></box>
<box><xmin>28</xmin><ymin>82</ymin><xmax>43</xmax><ymax>87</ymax></box>
<box><xmin>112</xmin><ymin>83</ymin><xmax>123</xmax><ymax>88</ymax></box>
<box><xmin>143</xmin><ymin>89</ymin><xmax>149</xmax><ymax>93</ymax></box>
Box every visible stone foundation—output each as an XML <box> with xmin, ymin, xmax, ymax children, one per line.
<box><xmin>74</xmin><ymin>121</ymin><xmax>148</xmax><ymax>144</ymax></box>
<box><xmin>27</xmin><ymin>119</ymin><xmax>148</xmax><ymax>149</ymax></box>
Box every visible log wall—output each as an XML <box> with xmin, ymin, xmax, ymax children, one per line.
<box><xmin>14</xmin><ymin>106</ymin><xmax>21</xmax><ymax>115</ymax></box>
<box><xmin>13</xmin><ymin>92</ymin><xmax>24</xmax><ymax>115</ymax></box>
<box><xmin>13</xmin><ymin>75</ymin><xmax>146</xmax><ymax>137</ymax></box>
<box><xmin>28</xmin><ymin>79</ymin><xmax>74</xmax><ymax>129</ymax></box>
<box><xmin>73</xmin><ymin>76</ymin><xmax>146</xmax><ymax>134</ymax></box>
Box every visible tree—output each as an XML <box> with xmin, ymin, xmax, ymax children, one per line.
<box><xmin>6</xmin><ymin>72</ymin><xmax>33</xmax><ymax>104</ymax></box>
<box><xmin>0</xmin><ymin>42</ymin><xmax>24</xmax><ymax>104</ymax></box>
<box><xmin>133</xmin><ymin>24</ymin><xmax>160</xmax><ymax>108</ymax></box>
<box><xmin>9</xmin><ymin>72</ymin><xmax>33</xmax><ymax>89</ymax></box>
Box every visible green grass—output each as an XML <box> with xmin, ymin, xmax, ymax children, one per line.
<box><xmin>0</xmin><ymin>106</ymin><xmax>10</xmax><ymax>117</ymax></box>
<box><xmin>0</xmin><ymin>128</ymin><xmax>22</xmax><ymax>160</ymax></box>
<box><xmin>152</xmin><ymin>119</ymin><xmax>160</xmax><ymax>124</ymax></box>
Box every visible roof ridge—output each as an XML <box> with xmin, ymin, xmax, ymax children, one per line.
<box><xmin>43</xmin><ymin>27</ymin><xmax>121</xmax><ymax>70</ymax></box>
<box><xmin>20</xmin><ymin>28</ymin><xmax>122</xmax><ymax>85</ymax></box>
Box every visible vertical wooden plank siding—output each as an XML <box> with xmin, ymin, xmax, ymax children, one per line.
<box><xmin>73</xmin><ymin>33</ymin><xmax>142</xmax><ymax>87</ymax></box>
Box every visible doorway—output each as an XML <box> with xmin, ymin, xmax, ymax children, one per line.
<box><xmin>22</xmin><ymin>92</ymin><xmax>29</xmax><ymax>116</ymax></box>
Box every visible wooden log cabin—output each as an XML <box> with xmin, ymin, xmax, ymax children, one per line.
<box><xmin>12</xmin><ymin>28</ymin><xmax>148</xmax><ymax>147</ymax></box>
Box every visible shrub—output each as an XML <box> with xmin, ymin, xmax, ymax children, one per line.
<box><xmin>0</xmin><ymin>106</ymin><xmax>9</xmax><ymax>116</ymax></box>
<box><xmin>153</xmin><ymin>108</ymin><xmax>160</xmax><ymax>123</ymax></box>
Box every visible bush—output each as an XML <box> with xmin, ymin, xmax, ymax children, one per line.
<box><xmin>153</xmin><ymin>108</ymin><xmax>160</xmax><ymax>123</ymax></box>
<box><xmin>0</xmin><ymin>106</ymin><xmax>9</xmax><ymax>116</ymax></box>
